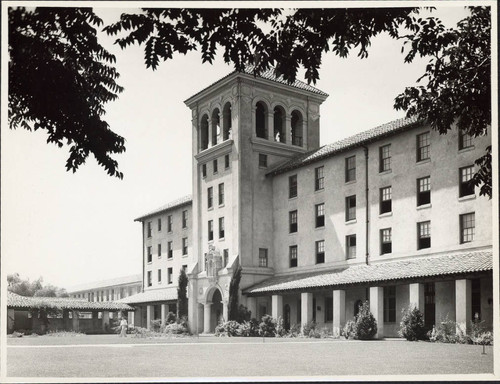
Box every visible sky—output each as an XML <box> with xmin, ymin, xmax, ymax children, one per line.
<box><xmin>1</xmin><ymin>3</ymin><xmax>471</xmax><ymax>290</ymax></box>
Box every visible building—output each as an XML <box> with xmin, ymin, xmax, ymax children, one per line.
<box><xmin>134</xmin><ymin>67</ymin><xmax>493</xmax><ymax>337</ymax></box>
<box><xmin>67</xmin><ymin>274</ymin><xmax>142</xmax><ymax>303</ymax></box>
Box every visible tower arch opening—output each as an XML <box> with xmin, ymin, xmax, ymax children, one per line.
<box><xmin>291</xmin><ymin>110</ymin><xmax>304</xmax><ymax>147</ymax></box>
<box><xmin>255</xmin><ymin>101</ymin><xmax>268</xmax><ymax>139</ymax></box>
<box><xmin>273</xmin><ymin>105</ymin><xmax>286</xmax><ymax>143</ymax></box>
<box><xmin>222</xmin><ymin>102</ymin><xmax>231</xmax><ymax>141</ymax></box>
<box><xmin>200</xmin><ymin>114</ymin><xmax>209</xmax><ymax>150</ymax></box>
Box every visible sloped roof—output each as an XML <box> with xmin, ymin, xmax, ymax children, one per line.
<box><xmin>67</xmin><ymin>274</ymin><xmax>142</xmax><ymax>293</ymax></box>
<box><xmin>244</xmin><ymin>250</ymin><xmax>492</xmax><ymax>295</ymax></box>
<box><xmin>135</xmin><ymin>195</ymin><xmax>192</xmax><ymax>222</ymax></box>
<box><xmin>7</xmin><ymin>292</ymin><xmax>135</xmax><ymax>311</ymax></box>
<box><xmin>185</xmin><ymin>65</ymin><xmax>328</xmax><ymax>105</ymax></box>
<box><xmin>117</xmin><ymin>288</ymin><xmax>178</xmax><ymax>305</ymax></box>
<box><xmin>268</xmin><ymin>116</ymin><xmax>421</xmax><ymax>175</ymax></box>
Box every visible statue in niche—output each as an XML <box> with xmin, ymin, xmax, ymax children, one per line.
<box><xmin>205</xmin><ymin>245</ymin><xmax>223</xmax><ymax>282</ymax></box>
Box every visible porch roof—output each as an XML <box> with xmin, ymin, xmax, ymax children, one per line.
<box><xmin>116</xmin><ymin>288</ymin><xmax>177</xmax><ymax>305</ymax></box>
<box><xmin>7</xmin><ymin>292</ymin><xmax>134</xmax><ymax>311</ymax></box>
<box><xmin>244</xmin><ymin>250</ymin><xmax>492</xmax><ymax>296</ymax></box>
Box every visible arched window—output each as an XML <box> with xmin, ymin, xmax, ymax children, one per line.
<box><xmin>273</xmin><ymin>106</ymin><xmax>286</xmax><ymax>143</ymax></box>
<box><xmin>256</xmin><ymin>101</ymin><xmax>267</xmax><ymax>139</ymax></box>
<box><xmin>291</xmin><ymin>110</ymin><xmax>303</xmax><ymax>147</ymax></box>
<box><xmin>222</xmin><ymin>102</ymin><xmax>231</xmax><ymax>141</ymax></box>
<box><xmin>212</xmin><ymin>108</ymin><xmax>220</xmax><ymax>146</ymax></box>
<box><xmin>354</xmin><ymin>299</ymin><xmax>363</xmax><ymax>318</ymax></box>
<box><xmin>200</xmin><ymin>114</ymin><xmax>209</xmax><ymax>150</ymax></box>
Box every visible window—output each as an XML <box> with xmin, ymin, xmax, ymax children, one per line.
<box><xmin>289</xmin><ymin>210</ymin><xmax>298</xmax><ymax>233</ymax></box>
<box><xmin>289</xmin><ymin>175</ymin><xmax>297</xmax><ymax>198</ymax></box>
<box><xmin>315</xmin><ymin>203</ymin><xmax>325</xmax><ymax>228</ymax></box>
<box><xmin>223</xmin><ymin>249</ymin><xmax>229</xmax><ymax>267</ymax></box>
<box><xmin>417</xmin><ymin>176</ymin><xmax>431</xmax><ymax>206</ymax></box>
<box><xmin>168</xmin><ymin>267</ymin><xmax>173</xmax><ymax>284</ymax></box>
<box><xmin>316</xmin><ymin>240</ymin><xmax>325</xmax><ymax>264</ymax></box>
<box><xmin>345</xmin><ymin>156</ymin><xmax>356</xmax><ymax>182</ymax></box>
<box><xmin>157</xmin><ymin>244</ymin><xmax>161</xmax><ymax>258</ymax></box>
<box><xmin>158</xmin><ymin>269</ymin><xmax>162</xmax><ymax>284</ymax></box>
<box><xmin>167</xmin><ymin>241</ymin><xmax>173</xmax><ymax>259</ymax></box>
<box><xmin>379</xmin><ymin>144</ymin><xmax>391</xmax><ymax>172</ymax></box>
<box><xmin>346</xmin><ymin>235</ymin><xmax>356</xmax><ymax>259</ymax></box>
<box><xmin>147</xmin><ymin>246</ymin><xmax>152</xmax><ymax>263</ymax></box>
<box><xmin>182</xmin><ymin>237</ymin><xmax>188</xmax><ymax>255</ymax></box>
<box><xmin>380</xmin><ymin>228</ymin><xmax>392</xmax><ymax>255</ymax></box>
<box><xmin>157</xmin><ymin>218</ymin><xmax>162</xmax><ymax>232</ymax></box>
<box><xmin>459</xmin><ymin>166</ymin><xmax>475</xmax><ymax>197</ymax></box>
<box><xmin>417</xmin><ymin>221</ymin><xmax>431</xmax><ymax>249</ymax></box>
<box><xmin>417</xmin><ymin>132</ymin><xmax>430</xmax><ymax>162</ymax></box>
<box><xmin>459</xmin><ymin>129</ymin><xmax>473</xmax><ymax>150</ymax></box>
<box><xmin>182</xmin><ymin>265</ymin><xmax>187</xmax><ymax>272</ymax></box>
<box><xmin>207</xmin><ymin>187</ymin><xmax>213</xmax><ymax>209</ymax></box>
<box><xmin>147</xmin><ymin>221</ymin><xmax>152</xmax><ymax>238</ymax></box>
<box><xmin>380</xmin><ymin>186</ymin><xmax>392</xmax><ymax>214</ymax></box>
<box><xmin>219</xmin><ymin>217</ymin><xmax>225</xmax><ymax>239</ymax></box>
<box><xmin>225</xmin><ymin>154</ymin><xmax>230</xmax><ymax>169</ymax></box>
<box><xmin>325</xmin><ymin>297</ymin><xmax>333</xmax><ymax>322</ymax></box>
<box><xmin>147</xmin><ymin>271</ymin><xmax>152</xmax><ymax>287</ymax></box>
<box><xmin>259</xmin><ymin>154</ymin><xmax>268</xmax><ymax>168</ymax></box>
<box><xmin>218</xmin><ymin>183</ymin><xmax>224</xmax><ymax>205</ymax></box>
<box><xmin>167</xmin><ymin>215</ymin><xmax>172</xmax><ymax>232</ymax></box>
<box><xmin>202</xmin><ymin>163</ymin><xmax>207</xmax><ymax>178</ymax></box>
<box><xmin>213</xmin><ymin>159</ymin><xmax>218</xmax><ymax>174</ymax></box>
<box><xmin>182</xmin><ymin>210</ymin><xmax>188</xmax><ymax>228</ymax></box>
<box><xmin>345</xmin><ymin>195</ymin><xmax>356</xmax><ymax>221</ymax></box>
<box><xmin>460</xmin><ymin>212</ymin><xmax>475</xmax><ymax>243</ymax></box>
<box><xmin>315</xmin><ymin>166</ymin><xmax>324</xmax><ymax>191</ymax></box>
<box><xmin>290</xmin><ymin>245</ymin><xmax>298</xmax><ymax>268</ymax></box>
<box><xmin>208</xmin><ymin>220</ymin><xmax>214</xmax><ymax>241</ymax></box>
<box><xmin>259</xmin><ymin>248</ymin><xmax>268</xmax><ymax>267</ymax></box>
<box><xmin>383</xmin><ymin>286</ymin><xmax>396</xmax><ymax>323</ymax></box>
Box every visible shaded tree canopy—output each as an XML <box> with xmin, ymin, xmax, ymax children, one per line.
<box><xmin>9</xmin><ymin>7</ymin><xmax>492</xmax><ymax>195</ymax></box>
<box><xmin>7</xmin><ymin>273</ymin><xmax>69</xmax><ymax>297</ymax></box>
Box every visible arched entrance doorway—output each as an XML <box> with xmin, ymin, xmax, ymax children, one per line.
<box><xmin>209</xmin><ymin>288</ymin><xmax>224</xmax><ymax>332</ymax></box>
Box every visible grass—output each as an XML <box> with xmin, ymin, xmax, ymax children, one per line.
<box><xmin>7</xmin><ymin>335</ymin><xmax>493</xmax><ymax>378</ymax></box>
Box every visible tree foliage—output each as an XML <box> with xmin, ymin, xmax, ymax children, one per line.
<box><xmin>8</xmin><ymin>7</ymin><xmax>125</xmax><ymax>178</ymax></box>
<box><xmin>228</xmin><ymin>265</ymin><xmax>242</xmax><ymax>321</ymax></box>
<box><xmin>7</xmin><ymin>273</ymin><xmax>69</xmax><ymax>297</ymax></box>
<box><xmin>177</xmin><ymin>267</ymin><xmax>189</xmax><ymax>319</ymax></box>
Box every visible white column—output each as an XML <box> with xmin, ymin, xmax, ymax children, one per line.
<box><xmin>72</xmin><ymin>310</ymin><xmax>79</xmax><ymax>332</ymax></box>
<box><xmin>267</xmin><ymin>112</ymin><xmax>274</xmax><ymax>141</ymax></box>
<box><xmin>146</xmin><ymin>305</ymin><xmax>153</xmax><ymax>330</ymax></box>
<box><xmin>203</xmin><ymin>303</ymin><xmax>212</xmax><ymax>333</ymax></box>
<box><xmin>222</xmin><ymin>300</ymin><xmax>229</xmax><ymax>322</ymax></box>
<box><xmin>161</xmin><ymin>304</ymin><xmax>167</xmax><ymax>326</ymax></box>
<box><xmin>409</xmin><ymin>283</ymin><xmax>425</xmax><ymax>317</ymax></box>
<box><xmin>370</xmin><ymin>286</ymin><xmax>384</xmax><ymax>339</ymax></box>
<box><xmin>285</xmin><ymin>116</ymin><xmax>292</xmax><ymax>144</ymax></box>
<box><xmin>455</xmin><ymin>279</ymin><xmax>472</xmax><ymax>334</ymax></box>
<box><xmin>128</xmin><ymin>311</ymin><xmax>135</xmax><ymax>327</ymax></box>
<box><xmin>272</xmin><ymin>295</ymin><xmax>283</xmax><ymax>319</ymax></box>
<box><xmin>207</xmin><ymin>118</ymin><xmax>213</xmax><ymax>147</ymax></box>
<box><xmin>301</xmin><ymin>292</ymin><xmax>313</xmax><ymax>329</ymax></box>
<box><xmin>333</xmin><ymin>290</ymin><xmax>346</xmax><ymax>338</ymax></box>
<box><xmin>102</xmin><ymin>311</ymin><xmax>110</xmax><ymax>330</ymax></box>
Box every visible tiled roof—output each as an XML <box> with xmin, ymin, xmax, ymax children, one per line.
<box><xmin>135</xmin><ymin>195</ymin><xmax>192</xmax><ymax>222</ymax></box>
<box><xmin>7</xmin><ymin>292</ymin><xmax>135</xmax><ymax>311</ymax></box>
<box><xmin>185</xmin><ymin>65</ymin><xmax>328</xmax><ymax>104</ymax></box>
<box><xmin>117</xmin><ymin>288</ymin><xmax>178</xmax><ymax>305</ymax></box>
<box><xmin>244</xmin><ymin>250</ymin><xmax>492</xmax><ymax>295</ymax></box>
<box><xmin>268</xmin><ymin>116</ymin><xmax>421</xmax><ymax>175</ymax></box>
<box><xmin>67</xmin><ymin>274</ymin><xmax>142</xmax><ymax>294</ymax></box>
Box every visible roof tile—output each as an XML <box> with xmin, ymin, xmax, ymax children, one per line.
<box><xmin>135</xmin><ymin>195</ymin><xmax>192</xmax><ymax>222</ymax></box>
<box><xmin>117</xmin><ymin>288</ymin><xmax>177</xmax><ymax>304</ymax></box>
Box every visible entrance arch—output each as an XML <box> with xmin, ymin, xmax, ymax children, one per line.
<box><xmin>203</xmin><ymin>285</ymin><xmax>226</xmax><ymax>333</ymax></box>
<box><xmin>211</xmin><ymin>289</ymin><xmax>223</xmax><ymax>331</ymax></box>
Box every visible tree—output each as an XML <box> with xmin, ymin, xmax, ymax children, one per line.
<box><xmin>7</xmin><ymin>273</ymin><xmax>68</xmax><ymax>297</ymax></box>
<box><xmin>177</xmin><ymin>267</ymin><xmax>188</xmax><ymax>319</ymax></box>
<box><xmin>8</xmin><ymin>7</ymin><xmax>125</xmax><ymax>178</ymax></box>
<box><xmin>228</xmin><ymin>265</ymin><xmax>242</xmax><ymax>321</ymax></box>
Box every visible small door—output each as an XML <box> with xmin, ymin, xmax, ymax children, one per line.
<box><xmin>283</xmin><ymin>304</ymin><xmax>291</xmax><ymax>330</ymax></box>
<box><xmin>424</xmin><ymin>282</ymin><xmax>435</xmax><ymax>329</ymax></box>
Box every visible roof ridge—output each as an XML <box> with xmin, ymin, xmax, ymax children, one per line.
<box><xmin>135</xmin><ymin>194</ymin><xmax>193</xmax><ymax>222</ymax></box>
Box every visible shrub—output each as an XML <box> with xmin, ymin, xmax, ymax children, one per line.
<box><xmin>164</xmin><ymin>322</ymin><xmax>189</xmax><ymax>335</ymax></box>
<box><xmin>236</xmin><ymin>305</ymin><xmax>252</xmax><ymax>323</ymax></box>
<box><xmin>429</xmin><ymin>316</ymin><xmax>456</xmax><ymax>343</ymax></box>
<box><xmin>258</xmin><ymin>315</ymin><xmax>276</xmax><ymax>337</ymax></box>
<box><xmin>286</xmin><ymin>323</ymin><xmax>301</xmax><ymax>338</ymax></box>
<box><xmin>238</xmin><ymin>319</ymin><xmax>260</xmax><ymax>337</ymax></box>
<box><xmin>166</xmin><ymin>311</ymin><xmax>177</xmax><ymax>324</ymax></box>
<box><xmin>472</xmin><ymin>331</ymin><xmax>493</xmax><ymax>346</ymax></box>
<box><xmin>131</xmin><ymin>327</ymin><xmax>156</xmax><ymax>338</ymax></box>
<box><xmin>399</xmin><ymin>305</ymin><xmax>427</xmax><ymax>341</ymax></box>
<box><xmin>274</xmin><ymin>316</ymin><xmax>287</xmax><ymax>337</ymax></box>
<box><xmin>319</xmin><ymin>326</ymin><xmax>333</xmax><ymax>338</ymax></box>
<box><xmin>342</xmin><ymin>320</ymin><xmax>357</xmax><ymax>340</ymax></box>
<box><xmin>301</xmin><ymin>321</ymin><xmax>316</xmax><ymax>337</ymax></box>
<box><xmin>214</xmin><ymin>320</ymin><xmax>240</xmax><ymax>337</ymax></box>
<box><xmin>46</xmin><ymin>330</ymin><xmax>84</xmax><ymax>337</ymax></box>
<box><xmin>354</xmin><ymin>301</ymin><xmax>377</xmax><ymax>340</ymax></box>
<box><xmin>150</xmin><ymin>319</ymin><xmax>162</xmax><ymax>332</ymax></box>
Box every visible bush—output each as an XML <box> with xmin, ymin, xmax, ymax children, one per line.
<box><xmin>429</xmin><ymin>316</ymin><xmax>456</xmax><ymax>343</ymax></box>
<box><xmin>301</xmin><ymin>321</ymin><xmax>316</xmax><ymax>337</ymax></box>
<box><xmin>342</xmin><ymin>320</ymin><xmax>357</xmax><ymax>340</ymax></box>
<box><xmin>286</xmin><ymin>323</ymin><xmax>301</xmax><ymax>338</ymax></box>
<box><xmin>472</xmin><ymin>331</ymin><xmax>493</xmax><ymax>346</ymax></box>
<box><xmin>214</xmin><ymin>320</ymin><xmax>240</xmax><ymax>337</ymax></box>
<box><xmin>150</xmin><ymin>319</ymin><xmax>162</xmax><ymax>332</ymax></box>
<box><xmin>274</xmin><ymin>316</ymin><xmax>287</xmax><ymax>337</ymax></box>
<box><xmin>46</xmin><ymin>330</ymin><xmax>84</xmax><ymax>337</ymax></box>
<box><xmin>319</xmin><ymin>326</ymin><xmax>333</xmax><ymax>338</ymax></box>
<box><xmin>166</xmin><ymin>311</ymin><xmax>177</xmax><ymax>324</ymax></box>
<box><xmin>258</xmin><ymin>315</ymin><xmax>276</xmax><ymax>337</ymax></box>
<box><xmin>354</xmin><ymin>301</ymin><xmax>377</xmax><ymax>340</ymax></box>
<box><xmin>238</xmin><ymin>319</ymin><xmax>260</xmax><ymax>337</ymax></box>
<box><xmin>131</xmin><ymin>327</ymin><xmax>157</xmax><ymax>338</ymax></box>
<box><xmin>236</xmin><ymin>305</ymin><xmax>252</xmax><ymax>323</ymax></box>
<box><xmin>399</xmin><ymin>305</ymin><xmax>427</xmax><ymax>341</ymax></box>
<box><xmin>164</xmin><ymin>322</ymin><xmax>189</xmax><ymax>335</ymax></box>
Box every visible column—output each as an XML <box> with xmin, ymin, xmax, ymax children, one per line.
<box><xmin>455</xmin><ymin>279</ymin><xmax>472</xmax><ymax>334</ymax></box>
<box><xmin>207</xmin><ymin>118</ymin><xmax>213</xmax><ymax>147</ymax></box>
<box><xmin>272</xmin><ymin>295</ymin><xmax>283</xmax><ymax>319</ymax></box>
<box><xmin>7</xmin><ymin>308</ymin><xmax>15</xmax><ymax>334</ymax></box>
<box><xmin>285</xmin><ymin>116</ymin><xmax>292</xmax><ymax>145</ymax></box>
<box><xmin>203</xmin><ymin>303</ymin><xmax>212</xmax><ymax>333</ymax></box>
<box><xmin>369</xmin><ymin>286</ymin><xmax>384</xmax><ymax>339</ymax></box>
<box><xmin>187</xmin><ymin>272</ymin><xmax>199</xmax><ymax>334</ymax></box>
<box><xmin>333</xmin><ymin>290</ymin><xmax>346</xmax><ymax>338</ymax></box>
<box><xmin>409</xmin><ymin>283</ymin><xmax>425</xmax><ymax>317</ymax></box>
<box><xmin>301</xmin><ymin>119</ymin><xmax>307</xmax><ymax>148</ymax></box>
<box><xmin>267</xmin><ymin>112</ymin><xmax>274</xmax><ymax>141</ymax></box>
<box><xmin>102</xmin><ymin>311</ymin><xmax>110</xmax><ymax>331</ymax></box>
<box><xmin>222</xmin><ymin>299</ymin><xmax>229</xmax><ymax>322</ymax></box>
<box><xmin>128</xmin><ymin>311</ymin><xmax>135</xmax><ymax>327</ymax></box>
<box><xmin>161</xmin><ymin>304</ymin><xmax>167</xmax><ymax>326</ymax></box>
<box><xmin>245</xmin><ymin>297</ymin><xmax>257</xmax><ymax>320</ymax></box>
<box><xmin>146</xmin><ymin>305</ymin><xmax>153</xmax><ymax>330</ymax></box>
<box><xmin>301</xmin><ymin>292</ymin><xmax>313</xmax><ymax>329</ymax></box>
<box><xmin>72</xmin><ymin>310</ymin><xmax>79</xmax><ymax>332</ymax></box>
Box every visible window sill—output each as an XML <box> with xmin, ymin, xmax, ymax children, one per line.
<box><xmin>379</xmin><ymin>212</ymin><xmax>392</xmax><ymax>218</ymax></box>
<box><xmin>458</xmin><ymin>194</ymin><xmax>476</xmax><ymax>202</ymax></box>
<box><xmin>459</xmin><ymin>146</ymin><xmax>475</xmax><ymax>154</ymax></box>
<box><xmin>289</xmin><ymin>196</ymin><xmax>298</xmax><ymax>201</ymax></box>
<box><xmin>182</xmin><ymin>254</ymin><xmax>188</xmax><ymax>258</ymax></box>
<box><xmin>416</xmin><ymin>203</ymin><xmax>431</xmax><ymax>210</ymax></box>
<box><xmin>345</xmin><ymin>180</ymin><xmax>357</xmax><ymax>185</ymax></box>
<box><xmin>314</xmin><ymin>188</ymin><xmax>325</xmax><ymax>194</ymax></box>
<box><xmin>219</xmin><ymin>204</ymin><xmax>225</xmax><ymax>208</ymax></box>
<box><xmin>167</xmin><ymin>257</ymin><xmax>173</xmax><ymax>261</ymax></box>
<box><xmin>258</xmin><ymin>166</ymin><xmax>268</xmax><ymax>170</ymax></box>
<box><xmin>289</xmin><ymin>231</ymin><xmax>297</xmax><ymax>235</ymax></box>
<box><xmin>315</xmin><ymin>226</ymin><xmax>325</xmax><ymax>231</ymax></box>
<box><xmin>345</xmin><ymin>219</ymin><xmax>357</xmax><ymax>225</ymax></box>
<box><xmin>208</xmin><ymin>207</ymin><xmax>214</xmax><ymax>211</ymax></box>
<box><xmin>219</xmin><ymin>237</ymin><xmax>225</xmax><ymax>241</ymax></box>
<box><xmin>416</xmin><ymin>158</ymin><xmax>431</xmax><ymax>165</ymax></box>
<box><xmin>147</xmin><ymin>261</ymin><xmax>152</xmax><ymax>265</ymax></box>
<box><xmin>379</xmin><ymin>169</ymin><xmax>392</xmax><ymax>175</ymax></box>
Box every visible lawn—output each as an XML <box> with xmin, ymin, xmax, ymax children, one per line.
<box><xmin>7</xmin><ymin>335</ymin><xmax>494</xmax><ymax>378</ymax></box>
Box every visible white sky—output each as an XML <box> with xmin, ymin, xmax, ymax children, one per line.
<box><xmin>1</xmin><ymin>4</ymin><xmax>471</xmax><ymax>289</ymax></box>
